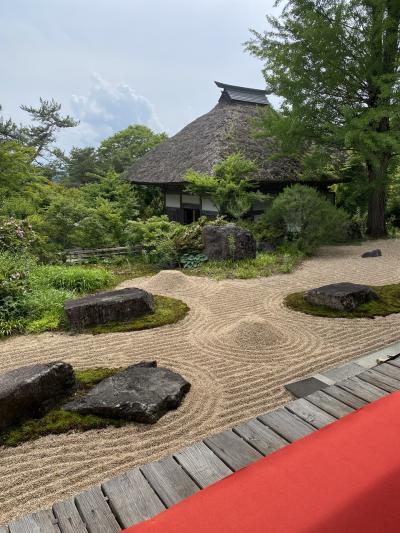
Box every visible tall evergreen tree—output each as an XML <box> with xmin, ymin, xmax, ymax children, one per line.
<box><xmin>247</xmin><ymin>0</ymin><xmax>400</xmax><ymax>237</ymax></box>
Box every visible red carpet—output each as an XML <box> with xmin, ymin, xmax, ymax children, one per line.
<box><xmin>124</xmin><ymin>392</ymin><xmax>400</xmax><ymax>532</ymax></box>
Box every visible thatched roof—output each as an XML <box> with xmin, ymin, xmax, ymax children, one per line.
<box><xmin>125</xmin><ymin>82</ymin><xmax>299</xmax><ymax>185</ymax></box>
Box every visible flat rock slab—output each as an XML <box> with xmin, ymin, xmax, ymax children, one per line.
<box><xmin>0</xmin><ymin>361</ymin><xmax>75</xmax><ymax>431</ymax></box>
<box><xmin>63</xmin><ymin>362</ymin><xmax>191</xmax><ymax>424</ymax></box>
<box><xmin>362</xmin><ymin>249</ymin><xmax>382</xmax><ymax>258</ymax></box>
<box><xmin>285</xmin><ymin>377</ymin><xmax>329</xmax><ymax>398</ymax></box>
<box><xmin>304</xmin><ymin>282</ymin><xmax>379</xmax><ymax>311</ymax></box>
<box><xmin>202</xmin><ymin>223</ymin><xmax>256</xmax><ymax>261</ymax></box>
<box><xmin>64</xmin><ymin>288</ymin><xmax>155</xmax><ymax>329</ymax></box>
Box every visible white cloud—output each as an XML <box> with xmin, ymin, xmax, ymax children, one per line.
<box><xmin>60</xmin><ymin>74</ymin><xmax>163</xmax><ymax>149</ymax></box>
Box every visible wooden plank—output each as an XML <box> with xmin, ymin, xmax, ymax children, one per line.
<box><xmin>74</xmin><ymin>486</ymin><xmax>120</xmax><ymax>533</ymax></box>
<box><xmin>204</xmin><ymin>429</ymin><xmax>263</xmax><ymax>471</ymax></box>
<box><xmin>357</xmin><ymin>369</ymin><xmax>400</xmax><ymax>393</ymax></box>
<box><xmin>305</xmin><ymin>390</ymin><xmax>355</xmax><ymax>418</ymax></box>
<box><xmin>322</xmin><ymin>384</ymin><xmax>368</xmax><ymax>409</ymax></box>
<box><xmin>233</xmin><ymin>418</ymin><xmax>288</xmax><ymax>456</ymax></box>
<box><xmin>141</xmin><ymin>456</ymin><xmax>199</xmax><ymax>508</ymax></box>
<box><xmin>372</xmin><ymin>362</ymin><xmax>400</xmax><ymax>381</ymax></box>
<box><xmin>53</xmin><ymin>500</ymin><xmax>88</xmax><ymax>533</ymax></box>
<box><xmin>174</xmin><ymin>441</ymin><xmax>232</xmax><ymax>488</ymax></box>
<box><xmin>387</xmin><ymin>357</ymin><xmax>400</xmax><ymax>369</ymax></box>
<box><xmin>285</xmin><ymin>398</ymin><xmax>337</xmax><ymax>429</ymax></box>
<box><xmin>9</xmin><ymin>510</ymin><xmax>60</xmax><ymax>533</ymax></box>
<box><xmin>102</xmin><ymin>468</ymin><xmax>165</xmax><ymax>529</ymax></box>
<box><xmin>258</xmin><ymin>407</ymin><xmax>315</xmax><ymax>442</ymax></box>
<box><xmin>336</xmin><ymin>376</ymin><xmax>388</xmax><ymax>402</ymax></box>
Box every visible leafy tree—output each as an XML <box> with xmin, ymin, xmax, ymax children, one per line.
<box><xmin>185</xmin><ymin>152</ymin><xmax>266</xmax><ymax>219</ymax></box>
<box><xmin>60</xmin><ymin>147</ymin><xmax>103</xmax><ymax>186</ymax></box>
<box><xmin>0</xmin><ymin>99</ymin><xmax>78</xmax><ymax>164</ymax></box>
<box><xmin>97</xmin><ymin>125</ymin><xmax>167</xmax><ymax>174</ymax></box>
<box><xmin>80</xmin><ymin>172</ymin><xmax>140</xmax><ymax>221</ymax></box>
<box><xmin>247</xmin><ymin>0</ymin><xmax>400</xmax><ymax>237</ymax></box>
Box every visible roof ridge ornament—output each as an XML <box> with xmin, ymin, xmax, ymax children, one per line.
<box><xmin>215</xmin><ymin>81</ymin><xmax>270</xmax><ymax>105</ymax></box>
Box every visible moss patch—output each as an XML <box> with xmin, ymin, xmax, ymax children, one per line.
<box><xmin>285</xmin><ymin>283</ymin><xmax>400</xmax><ymax>319</ymax></box>
<box><xmin>83</xmin><ymin>295</ymin><xmax>189</xmax><ymax>334</ymax></box>
<box><xmin>0</xmin><ymin>367</ymin><xmax>126</xmax><ymax>447</ymax></box>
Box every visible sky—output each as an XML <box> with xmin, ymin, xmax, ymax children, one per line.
<box><xmin>1</xmin><ymin>0</ymin><xmax>279</xmax><ymax>151</ymax></box>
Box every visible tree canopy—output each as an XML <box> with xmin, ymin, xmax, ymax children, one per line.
<box><xmin>247</xmin><ymin>0</ymin><xmax>400</xmax><ymax>237</ymax></box>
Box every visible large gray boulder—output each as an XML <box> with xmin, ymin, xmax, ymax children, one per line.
<box><xmin>63</xmin><ymin>361</ymin><xmax>191</xmax><ymax>424</ymax></box>
<box><xmin>202</xmin><ymin>223</ymin><xmax>256</xmax><ymax>261</ymax></box>
<box><xmin>64</xmin><ymin>288</ymin><xmax>155</xmax><ymax>329</ymax></box>
<box><xmin>0</xmin><ymin>362</ymin><xmax>75</xmax><ymax>431</ymax></box>
<box><xmin>304</xmin><ymin>282</ymin><xmax>379</xmax><ymax>311</ymax></box>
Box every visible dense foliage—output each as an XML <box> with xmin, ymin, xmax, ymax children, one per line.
<box><xmin>185</xmin><ymin>152</ymin><xmax>267</xmax><ymax>219</ymax></box>
<box><xmin>0</xmin><ymin>253</ymin><xmax>115</xmax><ymax>336</ymax></box>
<box><xmin>247</xmin><ymin>0</ymin><xmax>400</xmax><ymax>237</ymax></box>
<box><xmin>259</xmin><ymin>185</ymin><xmax>350</xmax><ymax>253</ymax></box>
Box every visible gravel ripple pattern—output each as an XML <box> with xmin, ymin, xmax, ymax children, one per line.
<box><xmin>1</xmin><ymin>240</ymin><xmax>400</xmax><ymax>524</ymax></box>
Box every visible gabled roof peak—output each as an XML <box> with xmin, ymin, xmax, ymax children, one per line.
<box><xmin>215</xmin><ymin>81</ymin><xmax>269</xmax><ymax>105</ymax></box>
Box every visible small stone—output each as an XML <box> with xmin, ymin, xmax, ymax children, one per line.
<box><xmin>63</xmin><ymin>363</ymin><xmax>190</xmax><ymax>424</ymax></box>
<box><xmin>202</xmin><ymin>223</ymin><xmax>256</xmax><ymax>261</ymax></box>
<box><xmin>64</xmin><ymin>288</ymin><xmax>155</xmax><ymax>329</ymax></box>
<box><xmin>304</xmin><ymin>282</ymin><xmax>379</xmax><ymax>311</ymax></box>
<box><xmin>361</xmin><ymin>249</ymin><xmax>382</xmax><ymax>258</ymax></box>
<box><xmin>0</xmin><ymin>362</ymin><xmax>75</xmax><ymax>431</ymax></box>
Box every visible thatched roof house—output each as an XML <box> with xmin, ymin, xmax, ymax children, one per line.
<box><xmin>126</xmin><ymin>82</ymin><xmax>331</xmax><ymax>223</ymax></box>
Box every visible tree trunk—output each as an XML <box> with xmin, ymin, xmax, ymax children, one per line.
<box><xmin>367</xmin><ymin>186</ymin><xmax>386</xmax><ymax>238</ymax></box>
<box><xmin>366</xmin><ymin>163</ymin><xmax>387</xmax><ymax>238</ymax></box>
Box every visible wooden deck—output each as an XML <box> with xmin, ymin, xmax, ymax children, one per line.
<box><xmin>4</xmin><ymin>355</ymin><xmax>400</xmax><ymax>532</ymax></box>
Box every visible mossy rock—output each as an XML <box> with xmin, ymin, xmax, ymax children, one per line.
<box><xmin>285</xmin><ymin>283</ymin><xmax>400</xmax><ymax>319</ymax></box>
<box><xmin>74</xmin><ymin>295</ymin><xmax>189</xmax><ymax>335</ymax></box>
<box><xmin>0</xmin><ymin>367</ymin><xmax>126</xmax><ymax>447</ymax></box>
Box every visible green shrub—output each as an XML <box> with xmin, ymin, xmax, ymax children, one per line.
<box><xmin>180</xmin><ymin>253</ymin><xmax>208</xmax><ymax>269</ymax></box>
<box><xmin>125</xmin><ymin>216</ymin><xmax>180</xmax><ymax>266</ymax></box>
<box><xmin>0</xmin><ymin>218</ymin><xmax>38</xmax><ymax>253</ymax></box>
<box><xmin>29</xmin><ymin>265</ymin><xmax>115</xmax><ymax>293</ymax></box>
<box><xmin>262</xmin><ymin>185</ymin><xmax>350</xmax><ymax>253</ymax></box>
<box><xmin>0</xmin><ymin>254</ymin><xmax>116</xmax><ymax>336</ymax></box>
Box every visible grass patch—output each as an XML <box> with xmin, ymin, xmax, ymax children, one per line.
<box><xmin>285</xmin><ymin>283</ymin><xmax>400</xmax><ymax>319</ymax></box>
<box><xmin>0</xmin><ymin>367</ymin><xmax>126</xmax><ymax>447</ymax></box>
<box><xmin>84</xmin><ymin>295</ymin><xmax>189</xmax><ymax>334</ymax></box>
<box><xmin>185</xmin><ymin>251</ymin><xmax>304</xmax><ymax>280</ymax></box>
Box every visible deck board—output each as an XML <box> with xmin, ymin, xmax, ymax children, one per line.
<box><xmin>305</xmin><ymin>390</ymin><xmax>354</xmax><ymax>418</ymax></box>
<box><xmin>233</xmin><ymin>418</ymin><xmax>288</xmax><ymax>456</ymax></box>
<box><xmin>204</xmin><ymin>429</ymin><xmax>263</xmax><ymax>471</ymax></box>
<box><xmin>74</xmin><ymin>487</ymin><xmax>120</xmax><ymax>533</ymax></box>
<box><xmin>102</xmin><ymin>468</ymin><xmax>165</xmax><ymax>528</ymax></box>
<box><xmin>373</xmin><ymin>362</ymin><xmax>400</xmax><ymax>380</ymax></box>
<box><xmin>258</xmin><ymin>407</ymin><xmax>315</xmax><ymax>442</ymax></box>
<box><xmin>357</xmin><ymin>369</ymin><xmax>400</xmax><ymax>393</ymax></box>
<box><xmin>52</xmin><ymin>500</ymin><xmax>88</xmax><ymax>533</ymax></box>
<box><xmin>8</xmin><ymin>510</ymin><xmax>60</xmax><ymax>533</ymax></box>
<box><xmin>335</xmin><ymin>376</ymin><xmax>388</xmax><ymax>402</ymax></box>
<box><xmin>322</xmin><ymin>384</ymin><xmax>368</xmax><ymax>409</ymax></box>
<box><xmin>285</xmin><ymin>398</ymin><xmax>337</xmax><ymax>429</ymax></box>
<box><xmin>140</xmin><ymin>456</ymin><xmax>199</xmax><ymax>508</ymax></box>
<box><xmin>174</xmin><ymin>441</ymin><xmax>232</xmax><ymax>488</ymax></box>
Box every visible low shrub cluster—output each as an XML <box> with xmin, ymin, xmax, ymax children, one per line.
<box><xmin>0</xmin><ymin>253</ymin><xmax>115</xmax><ymax>337</ymax></box>
<box><xmin>256</xmin><ymin>185</ymin><xmax>350</xmax><ymax>254</ymax></box>
<box><xmin>125</xmin><ymin>215</ymin><xmax>226</xmax><ymax>267</ymax></box>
